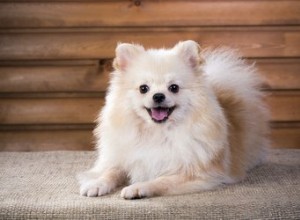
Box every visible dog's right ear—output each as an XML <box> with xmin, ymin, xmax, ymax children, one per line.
<box><xmin>113</xmin><ymin>43</ymin><xmax>145</xmax><ymax>72</ymax></box>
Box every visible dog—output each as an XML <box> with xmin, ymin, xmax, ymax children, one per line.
<box><xmin>78</xmin><ymin>40</ymin><xmax>269</xmax><ymax>199</ymax></box>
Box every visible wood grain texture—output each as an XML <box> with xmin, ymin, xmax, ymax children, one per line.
<box><xmin>266</xmin><ymin>92</ymin><xmax>300</xmax><ymax>122</ymax></box>
<box><xmin>0</xmin><ymin>1</ymin><xmax>299</xmax><ymax>28</ymax></box>
<box><xmin>0</xmin><ymin>98</ymin><xmax>104</xmax><ymax>124</ymax></box>
<box><xmin>271</xmin><ymin>123</ymin><xmax>300</xmax><ymax>149</ymax></box>
<box><xmin>0</xmin><ymin>62</ymin><xmax>110</xmax><ymax>92</ymax></box>
<box><xmin>0</xmin><ymin>58</ymin><xmax>299</xmax><ymax>92</ymax></box>
<box><xmin>0</xmin><ymin>130</ymin><xmax>93</xmax><ymax>151</ymax></box>
<box><xmin>0</xmin><ymin>1</ymin><xmax>299</xmax><ymax>150</ymax></box>
<box><xmin>1</xmin><ymin>27</ymin><xmax>299</xmax><ymax>60</ymax></box>
<box><xmin>256</xmin><ymin>59</ymin><xmax>300</xmax><ymax>90</ymax></box>
<box><xmin>0</xmin><ymin>92</ymin><xmax>299</xmax><ymax>124</ymax></box>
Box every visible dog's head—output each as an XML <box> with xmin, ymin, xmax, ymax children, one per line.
<box><xmin>112</xmin><ymin>40</ymin><xmax>204</xmax><ymax>125</ymax></box>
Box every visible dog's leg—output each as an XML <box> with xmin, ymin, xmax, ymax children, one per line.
<box><xmin>121</xmin><ymin>175</ymin><xmax>223</xmax><ymax>199</ymax></box>
<box><xmin>78</xmin><ymin>167</ymin><xmax>126</xmax><ymax>197</ymax></box>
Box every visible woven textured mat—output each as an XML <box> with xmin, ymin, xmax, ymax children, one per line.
<box><xmin>0</xmin><ymin>149</ymin><xmax>299</xmax><ymax>219</ymax></box>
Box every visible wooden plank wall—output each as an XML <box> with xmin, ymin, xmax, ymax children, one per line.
<box><xmin>0</xmin><ymin>0</ymin><xmax>299</xmax><ymax>151</ymax></box>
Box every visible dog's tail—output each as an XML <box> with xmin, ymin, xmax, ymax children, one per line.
<box><xmin>201</xmin><ymin>48</ymin><xmax>270</xmax><ymax>169</ymax></box>
<box><xmin>201</xmin><ymin>48</ymin><xmax>265</xmax><ymax>100</ymax></box>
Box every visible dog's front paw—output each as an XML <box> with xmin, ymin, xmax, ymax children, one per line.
<box><xmin>80</xmin><ymin>180</ymin><xmax>112</xmax><ymax>197</ymax></box>
<box><xmin>121</xmin><ymin>183</ymin><xmax>154</xmax><ymax>199</ymax></box>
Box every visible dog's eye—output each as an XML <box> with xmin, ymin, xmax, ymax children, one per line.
<box><xmin>168</xmin><ymin>84</ymin><xmax>179</xmax><ymax>93</ymax></box>
<box><xmin>139</xmin><ymin>84</ymin><xmax>149</xmax><ymax>94</ymax></box>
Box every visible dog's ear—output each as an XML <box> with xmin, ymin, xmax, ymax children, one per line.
<box><xmin>173</xmin><ymin>40</ymin><xmax>202</xmax><ymax>69</ymax></box>
<box><xmin>113</xmin><ymin>43</ymin><xmax>145</xmax><ymax>71</ymax></box>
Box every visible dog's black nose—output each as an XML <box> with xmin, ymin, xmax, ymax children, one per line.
<box><xmin>153</xmin><ymin>93</ymin><xmax>165</xmax><ymax>103</ymax></box>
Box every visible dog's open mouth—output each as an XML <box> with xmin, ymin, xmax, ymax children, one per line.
<box><xmin>146</xmin><ymin>106</ymin><xmax>176</xmax><ymax>123</ymax></box>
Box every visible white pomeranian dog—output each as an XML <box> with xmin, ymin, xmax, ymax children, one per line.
<box><xmin>78</xmin><ymin>40</ymin><xmax>269</xmax><ymax>199</ymax></box>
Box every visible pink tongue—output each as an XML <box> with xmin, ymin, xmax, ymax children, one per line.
<box><xmin>151</xmin><ymin>108</ymin><xmax>168</xmax><ymax>121</ymax></box>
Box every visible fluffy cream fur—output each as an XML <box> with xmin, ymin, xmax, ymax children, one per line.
<box><xmin>78</xmin><ymin>40</ymin><xmax>269</xmax><ymax>199</ymax></box>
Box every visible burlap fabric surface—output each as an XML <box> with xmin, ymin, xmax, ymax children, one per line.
<box><xmin>0</xmin><ymin>149</ymin><xmax>299</xmax><ymax>219</ymax></box>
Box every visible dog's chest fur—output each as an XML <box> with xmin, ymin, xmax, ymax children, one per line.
<box><xmin>117</xmin><ymin>124</ymin><xmax>209</xmax><ymax>183</ymax></box>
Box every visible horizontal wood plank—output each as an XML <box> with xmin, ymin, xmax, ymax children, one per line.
<box><xmin>0</xmin><ymin>60</ymin><xmax>98</xmax><ymax>66</ymax></box>
<box><xmin>0</xmin><ymin>130</ymin><xmax>94</xmax><ymax>151</ymax></box>
<box><xmin>0</xmin><ymin>1</ymin><xmax>299</xmax><ymax>28</ymax></box>
<box><xmin>1</xmin><ymin>125</ymin><xmax>299</xmax><ymax>151</ymax></box>
<box><xmin>0</xmin><ymin>63</ymin><xmax>110</xmax><ymax>92</ymax></box>
<box><xmin>255</xmin><ymin>59</ymin><xmax>300</xmax><ymax>90</ymax></box>
<box><xmin>0</xmin><ymin>92</ymin><xmax>299</xmax><ymax>124</ymax></box>
<box><xmin>267</xmin><ymin>92</ymin><xmax>300</xmax><ymax>122</ymax></box>
<box><xmin>0</xmin><ymin>58</ymin><xmax>299</xmax><ymax>92</ymax></box>
<box><xmin>0</xmin><ymin>27</ymin><xmax>299</xmax><ymax>60</ymax></box>
<box><xmin>270</xmin><ymin>125</ymin><xmax>300</xmax><ymax>149</ymax></box>
<box><xmin>0</xmin><ymin>98</ymin><xmax>104</xmax><ymax>124</ymax></box>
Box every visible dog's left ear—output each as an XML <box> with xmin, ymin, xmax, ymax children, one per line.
<box><xmin>173</xmin><ymin>40</ymin><xmax>202</xmax><ymax>69</ymax></box>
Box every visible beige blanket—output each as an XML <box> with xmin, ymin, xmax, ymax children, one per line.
<box><xmin>0</xmin><ymin>149</ymin><xmax>299</xmax><ymax>219</ymax></box>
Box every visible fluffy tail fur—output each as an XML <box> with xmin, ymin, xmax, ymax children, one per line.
<box><xmin>202</xmin><ymin>48</ymin><xmax>270</xmax><ymax>176</ymax></box>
